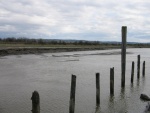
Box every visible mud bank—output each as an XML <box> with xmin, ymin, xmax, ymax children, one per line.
<box><xmin>0</xmin><ymin>47</ymin><xmax>118</xmax><ymax>56</ymax></box>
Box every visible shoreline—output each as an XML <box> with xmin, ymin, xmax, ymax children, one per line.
<box><xmin>0</xmin><ymin>47</ymin><xmax>120</xmax><ymax>56</ymax></box>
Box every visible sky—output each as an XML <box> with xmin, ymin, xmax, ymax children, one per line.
<box><xmin>0</xmin><ymin>0</ymin><xmax>150</xmax><ymax>42</ymax></box>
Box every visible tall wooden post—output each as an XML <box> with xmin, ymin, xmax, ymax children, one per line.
<box><xmin>142</xmin><ymin>61</ymin><xmax>145</xmax><ymax>77</ymax></box>
<box><xmin>31</xmin><ymin>91</ymin><xmax>40</xmax><ymax>113</ymax></box>
<box><xmin>137</xmin><ymin>55</ymin><xmax>140</xmax><ymax>79</ymax></box>
<box><xmin>121</xmin><ymin>26</ymin><xmax>127</xmax><ymax>88</ymax></box>
<box><xmin>96</xmin><ymin>73</ymin><xmax>100</xmax><ymax>106</ymax></box>
<box><xmin>131</xmin><ymin>61</ymin><xmax>134</xmax><ymax>83</ymax></box>
<box><xmin>110</xmin><ymin>67</ymin><xmax>114</xmax><ymax>96</ymax></box>
<box><xmin>69</xmin><ymin>75</ymin><xmax>76</xmax><ymax>113</ymax></box>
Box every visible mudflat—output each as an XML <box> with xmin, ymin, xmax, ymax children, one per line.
<box><xmin>0</xmin><ymin>46</ymin><xmax>119</xmax><ymax>56</ymax></box>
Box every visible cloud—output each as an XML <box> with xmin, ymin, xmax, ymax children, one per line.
<box><xmin>0</xmin><ymin>0</ymin><xmax>150</xmax><ymax>42</ymax></box>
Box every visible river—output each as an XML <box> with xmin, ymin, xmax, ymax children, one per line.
<box><xmin>0</xmin><ymin>48</ymin><xmax>150</xmax><ymax>113</ymax></box>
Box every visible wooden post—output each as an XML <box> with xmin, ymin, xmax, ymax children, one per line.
<box><xmin>137</xmin><ymin>55</ymin><xmax>140</xmax><ymax>79</ymax></box>
<box><xmin>143</xmin><ymin>61</ymin><xmax>145</xmax><ymax>77</ymax></box>
<box><xmin>110</xmin><ymin>67</ymin><xmax>114</xmax><ymax>96</ymax></box>
<box><xmin>121</xmin><ymin>26</ymin><xmax>127</xmax><ymax>88</ymax></box>
<box><xmin>69</xmin><ymin>75</ymin><xmax>76</xmax><ymax>113</ymax></box>
<box><xmin>131</xmin><ymin>61</ymin><xmax>134</xmax><ymax>83</ymax></box>
<box><xmin>96</xmin><ymin>73</ymin><xmax>100</xmax><ymax>106</ymax></box>
<box><xmin>31</xmin><ymin>91</ymin><xmax>40</xmax><ymax>113</ymax></box>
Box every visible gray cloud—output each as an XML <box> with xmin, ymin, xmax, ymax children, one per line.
<box><xmin>0</xmin><ymin>0</ymin><xmax>150</xmax><ymax>42</ymax></box>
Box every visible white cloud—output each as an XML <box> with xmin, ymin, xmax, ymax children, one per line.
<box><xmin>0</xmin><ymin>25</ymin><xmax>17</xmax><ymax>31</ymax></box>
<box><xmin>0</xmin><ymin>0</ymin><xmax>150</xmax><ymax>42</ymax></box>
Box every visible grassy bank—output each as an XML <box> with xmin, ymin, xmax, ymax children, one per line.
<box><xmin>0</xmin><ymin>43</ymin><xmax>120</xmax><ymax>48</ymax></box>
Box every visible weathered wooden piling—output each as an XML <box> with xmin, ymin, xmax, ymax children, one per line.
<box><xmin>69</xmin><ymin>75</ymin><xmax>76</xmax><ymax>113</ymax></box>
<box><xmin>31</xmin><ymin>91</ymin><xmax>40</xmax><ymax>113</ymax></box>
<box><xmin>131</xmin><ymin>61</ymin><xmax>134</xmax><ymax>83</ymax></box>
<box><xmin>121</xmin><ymin>26</ymin><xmax>127</xmax><ymax>88</ymax></box>
<box><xmin>143</xmin><ymin>61</ymin><xmax>145</xmax><ymax>77</ymax></box>
<box><xmin>96</xmin><ymin>73</ymin><xmax>100</xmax><ymax>106</ymax></box>
<box><xmin>110</xmin><ymin>67</ymin><xmax>114</xmax><ymax>96</ymax></box>
<box><xmin>137</xmin><ymin>55</ymin><xmax>140</xmax><ymax>79</ymax></box>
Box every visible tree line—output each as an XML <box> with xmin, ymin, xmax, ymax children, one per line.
<box><xmin>0</xmin><ymin>37</ymin><xmax>103</xmax><ymax>45</ymax></box>
<box><xmin>0</xmin><ymin>37</ymin><xmax>149</xmax><ymax>47</ymax></box>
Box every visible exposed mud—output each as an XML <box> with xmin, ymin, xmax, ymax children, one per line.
<box><xmin>0</xmin><ymin>47</ymin><xmax>119</xmax><ymax>56</ymax></box>
<box><xmin>52</xmin><ymin>51</ymin><xmax>133</xmax><ymax>57</ymax></box>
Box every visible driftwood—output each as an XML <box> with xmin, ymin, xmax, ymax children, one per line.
<box><xmin>140</xmin><ymin>94</ymin><xmax>150</xmax><ymax>101</ymax></box>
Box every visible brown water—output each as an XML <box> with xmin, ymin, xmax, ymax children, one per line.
<box><xmin>0</xmin><ymin>48</ymin><xmax>150</xmax><ymax>113</ymax></box>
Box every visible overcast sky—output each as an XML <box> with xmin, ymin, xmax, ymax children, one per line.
<box><xmin>0</xmin><ymin>0</ymin><xmax>150</xmax><ymax>42</ymax></box>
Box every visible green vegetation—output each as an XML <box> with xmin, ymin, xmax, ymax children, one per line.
<box><xmin>0</xmin><ymin>37</ymin><xmax>150</xmax><ymax>48</ymax></box>
<box><xmin>0</xmin><ymin>37</ymin><xmax>120</xmax><ymax>48</ymax></box>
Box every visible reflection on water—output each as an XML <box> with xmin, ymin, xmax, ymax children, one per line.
<box><xmin>137</xmin><ymin>79</ymin><xmax>140</xmax><ymax>87</ymax></box>
<box><xmin>142</xmin><ymin>76</ymin><xmax>146</xmax><ymax>86</ymax></box>
<box><xmin>95</xmin><ymin>106</ymin><xmax>101</xmax><ymax>113</ymax></box>
<box><xmin>130</xmin><ymin>83</ymin><xmax>134</xmax><ymax>93</ymax></box>
<box><xmin>0</xmin><ymin>48</ymin><xmax>150</xmax><ymax>113</ymax></box>
<box><xmin>108</xmin><ymin>96</ymin><xmax>115</xmax><ymax>113</ymax></box>
<box><xmin>120</xmin><ymin>87</ymin><xmax>125</xmax><ymax>98</ymax></box>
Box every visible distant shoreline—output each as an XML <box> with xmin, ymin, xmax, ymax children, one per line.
<box><xmin>0</xmin><ymin>38</ymin><xmax>150</xmax><ymax>56</ymax></box>
<box><xmin>0</xmin><ymin>47</ymin><xmax>121</xmax><ymax>56</ymax></box>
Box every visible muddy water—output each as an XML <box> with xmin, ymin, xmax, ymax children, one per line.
<box><xmin>0</xmin><ymin>48</ymin><xmax>150</xmax><ymax>113</ymax></box>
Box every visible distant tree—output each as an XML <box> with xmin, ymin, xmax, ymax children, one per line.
<box><xmin>51</xmin><ymin>40</ymin><xmax>58</xmax><ymax>45</ymax></box>
<box><xmin>73</xmin><ymin>41</ymin><xmax>78</xmax><ymax>45</ymax></box>
<box><xmin>5</xmin><ymin>37</ymin><xmax>16</xmax><ymax>42</ymax></box>
<box><xmin>38</xmin><ymin>39</ymin><xmax>44</xmax><ymax>44</ymax></box>
<box><xmin>78</xmin><ymin>41</ymin><xmax>83</xmax><ymax>45</ymax></box>
<box><xmin>62</xmin><ymin>41</ymin><xmax>66</xmax><ymax>45</ymax></box>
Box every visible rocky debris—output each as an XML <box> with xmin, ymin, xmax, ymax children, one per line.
<box><xmin>145</xmin><ymin>102</ymin><xmax>150</xmax><ymax>112</ymax></box>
